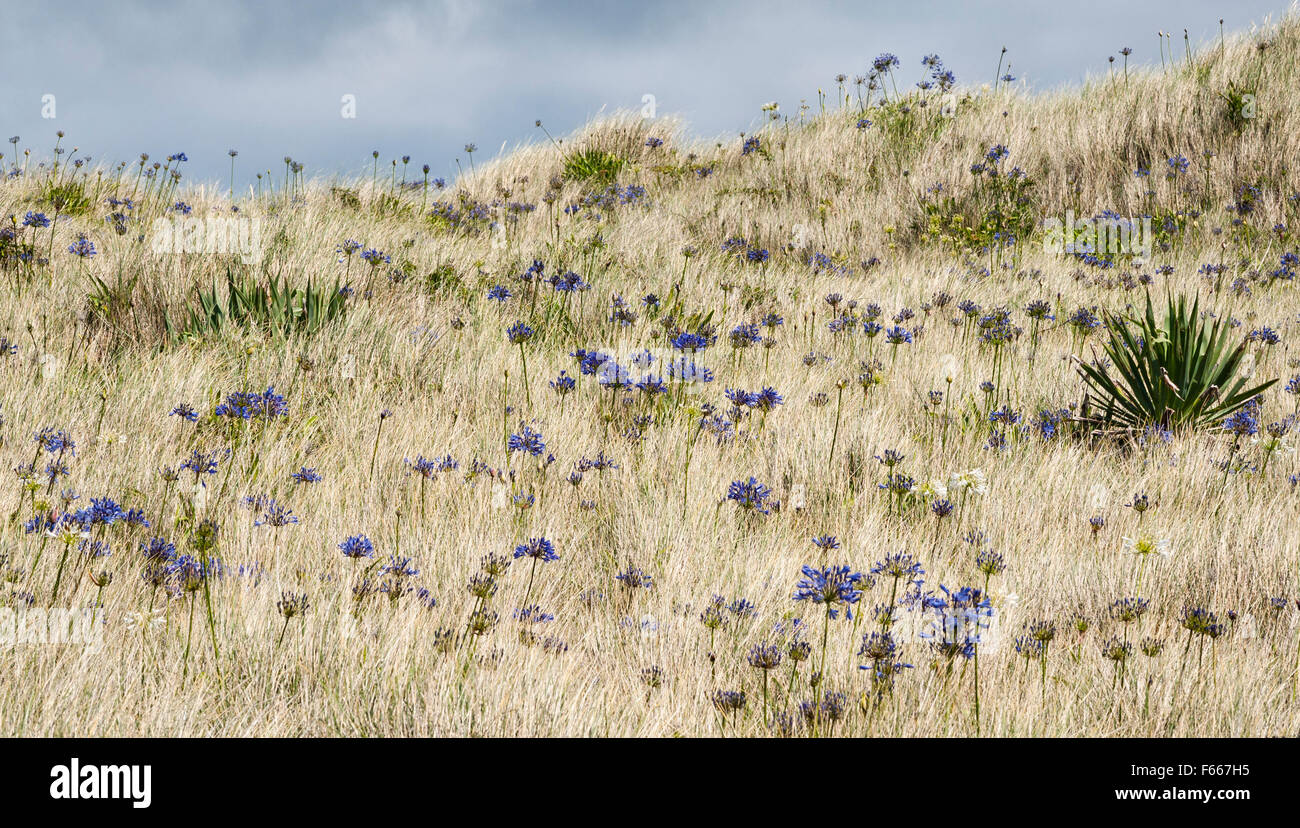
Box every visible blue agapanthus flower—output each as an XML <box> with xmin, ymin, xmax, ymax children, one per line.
<box><xmin>872</xmin><ymin>53</ymin><xmax>900</xmax><ymax>73</ymax></box>
<box><xmin>871</xmin><ymin>551</ymin><xmax>924</xmax><ymax>579</ymax></box>
<box><xmin>1223</xmin><ymin>399</ymin><xmax>1261</xmax><ymax>437</ymax></box>
<box><xmin>670</xmin><ymin>331</ymin><xmax>711</xmax><ymax>352</ymax></box>
<box><xmin>34</xmin><ymin>427</ymin><xmax>75</xmax><ymax>455</ymax></box>
<box><xmin>507</xmin><ymin>424</ymin><xmax>546</xmax><ymax>456</ymax></box>
<box><xmin>513</xmin><ymin>537</ymin><xmax>559</xmax><ymax>562</ymax></box>
<box><xmin>169</xmin><ymin>403</ymin><xmax>198</xmax><ymax>422</ymax></box>
<box><xmin>181</xmin><ymin>448</ymin><xmax>226</xmax><ymax>479</ymax></box>
<box><xmin>726</xmin><ymin>477</ymin><xmax>772</xmax><ymax>515</ymax></box>
<box><xmin>291</xmin><ymin>467</ymin><xmax>321</xmax><ymax>483</ymax></box>
<box><xmin>922</xmin><ymin>584</ymin><xmax>994</xmax><ymax>659</ymax></box>
<box><xmin>214</xmin><ymin>387</ymin><xmax>288</xmax><ymax>420</ymax></box>
<box><xmin>141</xmin><ymin>537</ymin><xmax>176</xmax><ymax>561</ymax></box>
<box><xmin>615</xmin><ymin>564</ymin><xmax>653</xmax><ymax>590</ymax></box>
<box><xmin>67</xmin><ymin>235</ymin><xmax>97</xmax><ymax>258</ymax></box>
<box><xmin>338</xmin><ymin>534</ymin><xmax>375</xmax><ymax>559</ymax></box>
<box><xmin>792</xmin><ymin>564</ymin><xmax>865</xmax><ymax>619</ymax></box>
<box><xmin>253</xmin><ymin>500</ymin><xmax>298</xmax><ymax>527</ymax></box>
<box><xmin>506</xmin><ymin>321</ymin><xmax>534</xmax><ymax>343</ymax></box>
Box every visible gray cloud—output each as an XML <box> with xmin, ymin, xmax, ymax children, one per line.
<box><xmin>0</xmin><ymin>0</ymin><xmax>1291</xmax><ymax>186</ymax></box>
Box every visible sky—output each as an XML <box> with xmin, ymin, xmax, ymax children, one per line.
<box><xmin>0</xmin><ymin>0</ymin><xmax>1293</xmax><ymax>189</ymax></box>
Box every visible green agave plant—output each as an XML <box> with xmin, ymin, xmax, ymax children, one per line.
<box><xmin>165</xmin><ymin>268</ymin><xmax>347</xmax><ymax>343</ymax></box>
<box><xmin>1074</xmin><ymin>291</ymin><xmax>1275</xmax><ymax>432</ymax></box>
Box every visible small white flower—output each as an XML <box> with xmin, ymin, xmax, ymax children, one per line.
<box><xmin>913</xmin><ymin>479</ymin><xmax>949</xmax><ymax>501</ymax></box>
<box><xmin>51</xmin><ymin>525</ymin><xmax>89</xmax><ymax>545</ymax></box>
<box><xmin>123</xmin><ymin>608</ymin><xmax>166</xmax><ymax>631</ymax></box>
<box><xmin>937</xmin><ymin>353</ymin><xmax>961</xmax><ymax>384</ymax></box>
<box><xmin>1122</xmin><ymin>534</ymin><xmax>1171</xmax><ymax>557</ymax></box>
<box><xmin>1255</xmin><ymin>435</ymin><xmax>1294</xmax><ymax>455</ymax></box>
<box><xmin>949</xmin><ymin>468</ymin><xmax>988</xmax><ymax>496</ymax></box>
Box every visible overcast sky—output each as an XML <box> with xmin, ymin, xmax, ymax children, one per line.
<box><xmin>0</xmin><ymin>0</ymin><xmax>1292</xmax><ymax>189</ymax></box>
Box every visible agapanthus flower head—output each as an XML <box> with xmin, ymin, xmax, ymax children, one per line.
<box><xmin>884</xmin><ymin>326</ymin><xmax>913</xmax><ymax>345</ymax></box>
<box><xmin>753</xmin><ymin>386</ymin><xmax>784</xmax><ymax>411</ymax></box>
<box><xmin>513</xmin><ymin>537</ymin><xmax>558</xmax><ymax>562</ymax></box>
<box><xmin>1026</xmin><ymin>618</ymin><xmax>1056</xmax><ymax>643</ymax></box>
<box><xmin>140</xmin><ymin>536</ymin><xmax>176</xmax><ymax>561</ymax></box>
<box><xmin>726</xmin><ymin>476</ymin><xmax>772</xmax><ymax>515</ymax></box>
<box><xmin>877</xmin><ymin>472</ymin><xmax>914</xmax><ymax>496</ymax></box>
<box><xmin>871</xmin><ymin>551</ymin><xmax>923</xmax><ymax>580</ymax></box>
<box><xmin>214</xmin><ymin>387</ymin><xmax>288</xmax><ymax>420</ymax></box>
<box><xmin>253</xmin><ymin>499</ymin><xmax>298</xmax><ymax>527</ymax></box>
<box><xmin>1024</xmin><ymin>299</ymin><xmax>1055</xmax><ymax>320</ymax></box>
<box><xmin>1109</xmin><ymin>596</ymin><xmax>1150</xmax><ymax>623</ymax></box>
<box><xmin>1223</xmin><ymin>402</ymin><xmax>1260</xmax><ymax>437</ymax></box>
<box><xmin>975</xmin><ymin>548</ymin><xmax>1005</xmax><ymax>575</ymax></box>
<box><xmin>948</xmin><ymin>468</ymin><xmax>988</xmax><ymax>496</ymax></box>
<box><xmin>811</xmin><ymin>535</ymin><xmax>840</xmax><ymax>551</ymax></box>
<box><xmin>711</xmin><ymin>689</ymin><xmax>747</xmax><ymax>714</ymax></box>
<box><xmin>169</xmin><ymin>403</ymin><xmax>198</xmax><ymax>422</ymax></box>
<box><xmin>513</xmin><ymin>604</ymin><xmax>554</xmax><ymax>624</ymax></box>
<box><xmin>747</xmin><ymin>641</ymin><xmax>782</xmax><ymax>670</ymax></box>
<box><xmin>858</xmin><ymin>630</ymin><xmax>897</xmax><ymax>661</ymax></box>
<box><xmin>168</xmin><ymin>554</ymin><xmax>208</xmax><ymax>592</ymax></box>
<box><xmin>180</xmin><ymin>448</ymin><xmax>226</xmax><ymax>479</ymax></box>
<box><xmin>875</xmin><ymin>449</ymin><xmax>905</xmax><ymax>468</ymax></box>
<box><xmin>506</xmin><ymin>321</ymin><xmax>535</xmax><ymax>344</ymax></box>
<box><xmin>1179</xmin><ymin>605</ymin><xmax>1224</xmax><ymax>637</ymax></box>
<box><xmin>550</xmin><ymin>371</ymin><xmax>576</xmax><ymax>394</ymax></box>
<box><xmin>872</xmin><ymin>53</ymin><xmax>900</xmax><ymax>72</ymax></box>
<box><xmin>381</xmin><ymin>554</ymin><xmax>420</xmax><ymax>578</ymax></box>
<box><xmin>793</xmin><ymin>564</ymin><xmax>865</xmax><ymax>619</ymax></box>
<box><xmin>921</xmin><ymin>585</ymin><xmax>993</xmax><ymax>658</ymax></box>
<box><xmin>507</xmin><ymin>424</ymin><xmax>546</xmax><ymax>457</ymax></box>
<box><xmin>34</xmin><ymin>427</ymin><xmax>75</xmax><ymax>456</ymax></box>
<box><xmin>1010</xmin><ymin>632</ymin><xmax>1044</xmax><ymax>659</ymax></box>
<box><xmin>277</xmin><ymin>591</ymin><xmax>310</xmax><ymax>620</ymax></box>
<box><xmin>338</xmin><ymin>533</ymin><xmax>375</xmax><ymax>559</ymax></box>
<box><xmin>1101</xmin><ymin>636</ymin><xmax>1133</xmax><ymax>663</ymax></box>
<box><xmin>671</xmin><ymin>331</ymin><xmax>710</xmax><ymax>352</ymax></box>
<box><xmin>615</xmin><ymin>564</ymin><xmax>653</xmax><ymax>591</ymax></box>
<box><xmin>67</xmin><ymin>235</ymin><xmax>97</xmax><ymax>258</ymax></box>
<box><xmin>291</xmin><ymin>467</ymin><xmax>322</xmax><ymax>483</ymax></box>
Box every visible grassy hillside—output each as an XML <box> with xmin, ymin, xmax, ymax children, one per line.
<box><xmin>1</xmin><ymin>17</ymin><xmax>1299</xmax><ymax>736</ymax></box>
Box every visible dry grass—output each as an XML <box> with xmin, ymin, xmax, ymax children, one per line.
<box><xmin>1</xmin><ymin>16</ymin><xmax>1300</xmax><ymax>737</ymax></box>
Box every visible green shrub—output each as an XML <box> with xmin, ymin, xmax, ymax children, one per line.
<box><xmin>563</xmin><ymin>148</ymin><xmax>625</xmax><ymax>186</ymax></box>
